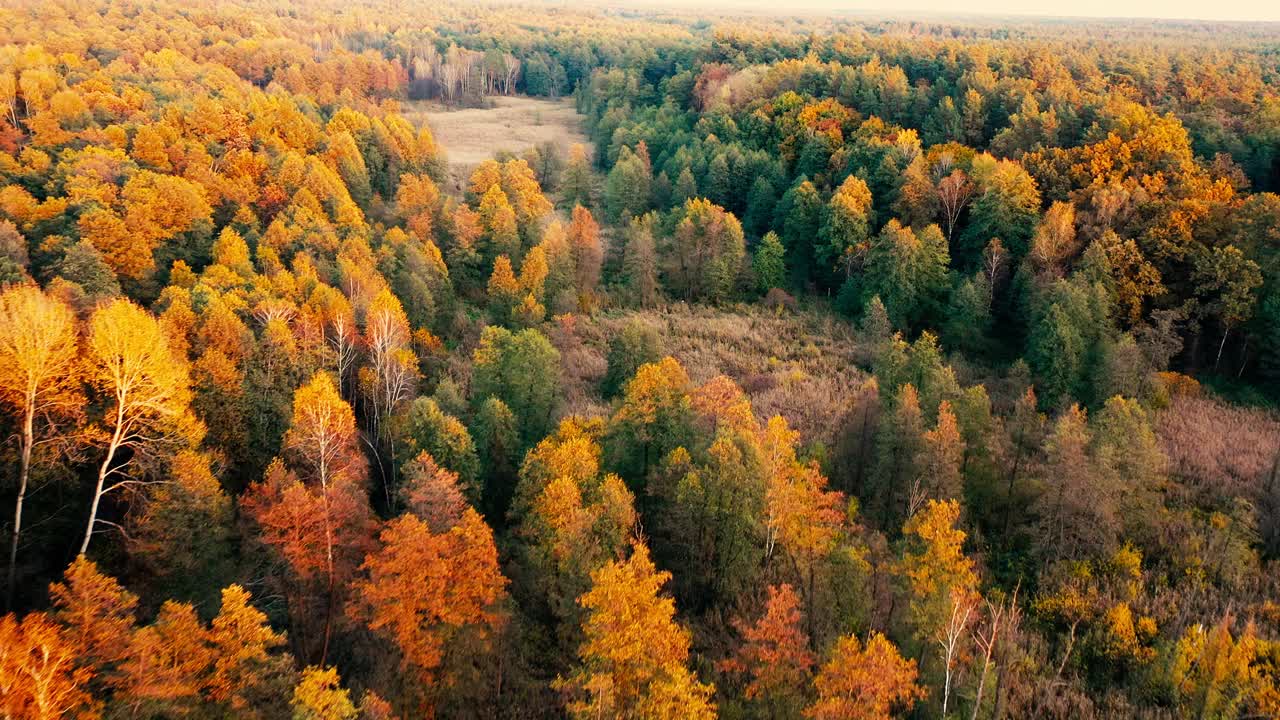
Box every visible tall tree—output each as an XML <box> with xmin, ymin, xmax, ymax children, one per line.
<box><xmin>0</xmin><ymin>286</ymin><xmax>80</xmax><ymax>607</ymax></box>
<box><xmin>669</xmin><ymin>198</ymin><xmax>746</xmax><ymax>303</ymax></box>
<box><xmin>351</xmin><ymin>510</ymin><xmax>507</xmax><ymax>711</ymax></box>
<box><xmin>721</xmin><ymin>583</ymin><xmax>816</xmax><ymax>716</ymax></box>
<box><xmin>555</xmin><ymin>543</ymin><xmax>716</xmax><ymax>719</ymax></box>
<box><xmin>819</xmin><ymin>175</ymin><xmax>874</xmax><ymax>285</ymax></box>
<box><xmin>82</xmin><ymin>298</ymin><xmax>200</xmax><ymax>555</ymax></box>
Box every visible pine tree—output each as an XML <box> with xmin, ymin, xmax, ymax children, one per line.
<box><xmin>754</xmin><ymin>231</ymin><xmax>787</xmax><ymax>293</ymax></box>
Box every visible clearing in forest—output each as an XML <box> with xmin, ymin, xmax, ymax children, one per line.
<box><xmin>404</xmin><ymin>95</ymin><xmax>589</xmax><ymax>191</ymax></box>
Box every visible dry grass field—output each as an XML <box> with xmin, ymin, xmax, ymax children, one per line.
<box><xmin>554</xmin><ymin>304</ymin><xmax>868</xmax><ymax>446</ymax></box>
<box><xmin>403</xmin><ymin>96</ymin><xmax>589</xmax><ymax>191</ymax></box>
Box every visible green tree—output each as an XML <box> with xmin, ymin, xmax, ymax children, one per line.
<box><xmin>779</xmin><ymin>179</ymin><xmax>823</xmax><ymax>287</ymax></box>
<box><xmin>960</xmin><ymin>155</ymin><xmax>1040</xmax><ymax>267</ymax></box>
<box><xmin>603</xmin><ymin>321</ymin><xmax>663</xmax><ymax>398</ymax></box>
<box><xmin>603</xmin><ymin>145</ymin><xmax>652</xmax><ymax>222</ymax></box>
<box><xmin>754</xmin><ymin>231</ymin><xmax>787</xmax><ymax>293</ymax></box>
<box><xmin>471</xmin><ymin>326</ymin><xmax>561</xmax><ymax>447</ymax></box>
<box><xmin>818</xmin><ymin>175</ymin><xmax>873</xmax><ymax>286</ymax></box>
<box><xmin>861</xmin><ymin>220</ymin><xmax>950</xmax><ymax>330</ymax></box>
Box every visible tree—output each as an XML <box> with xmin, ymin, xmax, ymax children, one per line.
<box><xmin>0</xmin><ymin>286</ymin><xmax>80</xmax><ymax>608</ymax></box>
<box><xmin>57</xmin><ymin>239</ymin><xmax>120</xmax><ymax>303</ymax></box>
<box><xmin>754</xmin><ymin>231</ymin><xmax>787</xmax><ymax>293</ymax></box>
<box><xmin>1193</xmin><ymin>245</ymin><xmax>1263</xmax><ymax>369</ymax></box>
<box><xmin>1033</xmin><ymin>405</ymin><xmax>1119</xmax><ymax>561</ymax></box>
<box><xmin>917</xmin><ymin>400</ymin><xmax>964</xmax><ymax>507</ymax></box>
<box><xmin>82</xmin><ymin>298</ymin><xmax>201</xmax><ymax>555</ymax></box>
<box><xmin>477</xmin><ymin>185</ymin><xmax>520</xmax><ymax>262</ymax></box>
<box><xmin>804</xmin><ymin>632</ymin><xmax>925</xmax><ymax>720</ymax></box>
<box><xmin>276</xmin><ymin>371</ymin><xmax>370</xmax><ymax>664</ymax></box>
<box><xmin>471</xmin><ymin>396</ymin><xmax>520</xmax><ymax>515</ymax></box>
<box><xmin>561</xmin><ymin>144</ymin><xmax>594</xmax><ymax>208</ymax></box>
<box><xmin>471</xmin><ymin>326</ymin><xmax>560</xmax><ymax>447</ymax></box>
<box><xmin>362</xmin><ymin>289</ymin><xmax>417</xmax><ymax>445</ymax></box>
<box><xmin>607</xmin><ymin>356</ymin><xmax>694</xmax><ymax>480</ymax></box>
<box><xmin>556</xmin><ymin>543</ymin><xmax>716</xmax><ymax>720</ymax></box>
<box><xmin>819</xmin><ymin>175</ymin><xmax>873</xmax><ymax>284</ymax></box>
<box><xmin>669</xmin><ymin>198</ymin><xmax>746</xmax><ymax>303</ymax></box>
<box><xmin>285</xmin><ymin>373</ymin><xmax>363</xmax><ymax>492</ymax></box>
<box><xmin>779</xmin><ymin>179</ymin><xmax>823</xmax><ymax>287</ymax></box>
<box><xmin>721</xmin><ymin>583</ymin><xmax>816</xmax><ymax>715</ymax></box>
<box><xmin>603</xmin><ymin>320</ymin><xmax>662</xmax><ymax>398</ymax></box>
<box><xmin>395</xmin><ymin>173</ymin><xmax>440</xmax><ymax>241</ymax></box>
<box><xmin>206</xmin><ymin>584</ymin><xmax>294</xmax><ymax>714</ymax></box>
<box><xmin>398</xmin><ymin>451</ymin><xmax>468</xmax><ymax>532</ymax></box>
<box><xmin>603</xmin><ymin>145</ymin><xmax>652</xmax><ymax>222</ymax></box>
<box><xmin>861</xmin><ymin>220</ymin><xmax>950</xmax><ymax>330</ymax></box>
<box><xmin>567</xmin><ymin>204</ymin><xmax>602</xmax><ymax>298</ymax></box>
<box><xmin>1028</xmin><ymin>201</ymin><xmax>1079</xmax><ymax>278</ymax></box>
<box><xmin>1168</xmin><ymin>616</ymin><xmax>1266</xmax><ymax>720</ymax></box>
<box><xmin>762</xmin><ymin>417</ymin><xmax>844</xmax><ymax>635</ymax></box>
<box><xmin>0</xmin><ymin>612</ymin><xmax>92</xmax><ymax>720</ymax></box>
<box><xmin>869</xmin><ymin>384</ymin><xmax>925</xmax><ymax>529</ymax></box>
<box><xmin>292</xmin><ymin>667</ymin><xmax>357</xmax><ymax>720</ymax></box>
<box><xmin>622</xmin><ymin>214</ymin><xmax>660</xmax><ymax>307</ymax></box>
<box><xmin>350</xmin><ymin>510</ymin><xmax>507</xmax><ymax>699</ymax></box>
<box><xmin>896</xmin><ymin>499</ymin><xmax>978</xmax><ymax>649</ymax></box>
<box><xmin>960</xmin><ymin>155</ymin><xmax>1040</xmax><ymax>266</ymax></box>
<box><xmin>128</xmin><ymin>450</ymin><xmax>235</xmax><ymax>606</ymax></box>
<box><xmin>514</xmin><ymin>418</ymin><xmax>637</xmax><ymax>643</ymax></box>
<box><xmin>49</xmin><ymin>555</ymin><xmax>137</xmax><ymax>690</ymax></box>
<box><xmin>937</xmin><ymin>170</ymin><xmax>974</xmax><ymax>243</ymax></box>
<box><xmin>392</xmin><ymin>397</ymin><xmax>480</xmax><ymax>489</ymax></box>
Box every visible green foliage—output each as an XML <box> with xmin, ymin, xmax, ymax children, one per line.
<box><xmin>861</xmin><ymin>220</ymin><xmax>950</xmax><ymax>330</ymax></box>
<box><xmin>471</xmin><ymin>326</ymin><xmax>561</xmax><ymax>447</ymax></box>
<box><xmin>753</xmin><ymin>231</ymin><xmax>787</xmax><ymax>293</ymax></box>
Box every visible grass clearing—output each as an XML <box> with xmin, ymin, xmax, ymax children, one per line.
<box><xmin>556</xmin><ymin>304</ymin><xmax>868</xmax><ymax>446</ymax></box>
<box><xmin>403</xmin><ymin>96</ymin><xmax>589</xmax><ymax>192</ymax></box>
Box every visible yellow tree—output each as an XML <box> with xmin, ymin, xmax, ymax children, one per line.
<box><xmin>0</xmin><ymin>612</ymin><xmax>93</xmax><ymax>720</ymax></box>
<box><xmin>292</xmin><ymin>666</ymin><xmax>357</xmax><ymax>720</ymax></box>
<box><xmin>0</xmin><ymin>286</ymin><xmax>80</xmax><ymax>607</ymax></box>
<box><xmin>805</xmin><ymin>632</ymin><xmax>925</xmax><ymax>720</ymax></box>
<box><xmin>205</xmin><ymin>584</ymin><xmax>291</xmax><ymax>712</ymax></box>
<box><xmin>361</xmin><ymin>288</ymin><xmax>417</xmax><ymax>441</ymax></box>
<box><xmin>82</xmin><ymin>298</ymin><xmax>200</xmax><ymax>555</ymax></box>
<box><xmin>556</xmin><ymin>542</ymin><xmax>715</xmax><ymax>719</ymax></box>
<box><xmin>49</xmin><ymin>555</ymin><xmax>138</xmax><ymax>690</ymax></box>
<box><xmin>761</xmin><ymin>416</ymin><xmax>845</xmax><ymax>639</ymax></box>
<box><xmin>895</xmin><ymin>499</ymin><xmax>979</xmax><ymax>715</ymax></box>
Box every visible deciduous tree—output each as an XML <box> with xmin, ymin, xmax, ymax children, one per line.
<box><xmin>82</xmin><ymin>298</ymin><xmax>201</xmax><ymax>555</ymax></box>
<box><xmin>0</xmin><ymin>286</ymin><xmax>80</xmax><ymax>608</ymax></box>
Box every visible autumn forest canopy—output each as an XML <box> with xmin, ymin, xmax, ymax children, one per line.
<box><xmin>1</xmin><ymin>0</ymin><xmax>1280</xmax><ymax>718</ymax></box>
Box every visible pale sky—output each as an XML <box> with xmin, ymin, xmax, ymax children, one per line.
<box><xmin>636</xmin><ymin>0</ymin><xmax>1280</xmax><ymax>23</ymax></box>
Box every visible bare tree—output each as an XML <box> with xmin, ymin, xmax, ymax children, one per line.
<box><xmin>938</xmin><ymin>170</ymin><xmax>974</xmax><ymax>244</ymax></box>
<box><xmin>937</xmin><ymin>587</ymin><xmax>979</xmax><ymax>718</ymax></box>
<box><xmin>502</xmin><ymin>54</ymin><xmax>521</xmax><ymax>95</ymax></box>
<box><xmin>971</xmin><ymin>585</ymin><xmax>1019</xmax><ymax>720</ymax></box>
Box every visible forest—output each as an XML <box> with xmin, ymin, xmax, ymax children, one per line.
<box><xmin>0</xmin><ymin>0</ymin><xmax>1279</xmax><ymax>717</ymax></box>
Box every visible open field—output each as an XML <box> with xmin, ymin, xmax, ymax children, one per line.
<box><xmin>554</xmin><ymin>304</ymin><xmax>868</xmax><ymax>445</ymax></box>
<box><xmin>403</xmin><ymin>96</ymin><xmax>589</xmax><ymax>191</ymax></box>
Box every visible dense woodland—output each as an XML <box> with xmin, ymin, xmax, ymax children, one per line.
<box><xmin>1</xmin><ymin>0</ymin><xmax>1280</xmax><ymax>718</ymax></box>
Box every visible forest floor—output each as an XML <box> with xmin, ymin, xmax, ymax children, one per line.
<box><xmin>404</xmin><ymin>95</ymin><xmax>589</xmax><ymax>193</ymax></box>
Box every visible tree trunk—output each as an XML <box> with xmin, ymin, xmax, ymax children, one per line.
<box><xmin>6</xmin><ymin>402</ymin><xmax>34</xmax><ymax>610</ymax></box>
<box><xmin>81</xmin><ymin>407</ymin><xmax>126</xmax><ymax>555</ymax></box>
